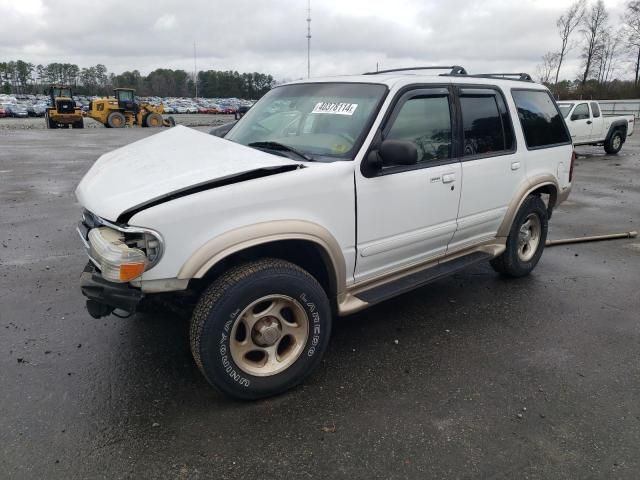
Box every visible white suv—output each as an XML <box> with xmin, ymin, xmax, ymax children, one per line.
<box><xmin>76</xmin><ymin>66</ymin><xmax>574</xmax><ymax>399</ymax></box>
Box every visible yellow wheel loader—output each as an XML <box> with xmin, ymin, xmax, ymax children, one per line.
<box><xmin>45</xmin><ymin>85</ymin><xmax>84</xmax><ymax>129</ymax></box>
<box><xmin>87</xmin><ymin>88</ymin><xmax>175</xmax><ymax>128</ymax></box>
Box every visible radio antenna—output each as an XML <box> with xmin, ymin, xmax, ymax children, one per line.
<box><xmin>306</xmin><ymin>0</ymin><xmax>311</xmax><ymax>78</ymax></box>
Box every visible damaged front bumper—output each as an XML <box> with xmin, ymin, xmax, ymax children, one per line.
<box><xmin>80</xmin><ymin>263</ymin><xmax>144</xmax><ymax>318</ymax></box>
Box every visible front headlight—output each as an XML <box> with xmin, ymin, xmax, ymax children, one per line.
<box><xmin>88</xmin><ymin>227</ymin><xmax>147</xmax><ymax>282</ymax></box>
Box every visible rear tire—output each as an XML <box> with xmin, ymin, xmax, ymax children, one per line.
<box><xmin>107</xmin><ymin>111</ymin><xmax>126</xmax><ymax>128</ymax></box>
<box><xmin>190</xmin><ymin>258</ymin><xmax>332</xmax><ymax>400</ymax></box>
<box><xmin>604</xmin><ymin>130</ymin><xmax>623</xmax><ymax>154</ymax></box>
<box><xmin>490</xmin><ymin>195</ymin><xmax>548</xmax><ymax>278</ymax></box>
<box><xmin>72</xmin><ymin>119</ymin><xmax>84</xmax><ymax>129</ymax></box>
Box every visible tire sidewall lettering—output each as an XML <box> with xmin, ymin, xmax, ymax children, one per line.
<box><xmin>300</xmin><ymin>292</ymin><xmax>322</xmax><ymax>357</ymax></box>
<box><xmin>218</xmin><ymin>310</ymin><xmax>251</xmax><ymax>388</ymax></box>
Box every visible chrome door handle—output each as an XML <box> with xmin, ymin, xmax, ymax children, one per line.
<box><xmin>442</xmin><ymin>173</ymin><xmax>456</xmax><ymax>184</ymax></box>
<box><xmin>511</xmin><ymin>162</ymin><xmax>521</xmax><ymax>171</ymax></box>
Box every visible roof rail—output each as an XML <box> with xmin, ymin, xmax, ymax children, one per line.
<box><xmin>363</xmin><ymin>66</ymin><xmax>468</xmax><ymax>75</ymax></box>
<box><xmin>460</xmin><ymin>73</ymin><xmax>534</xmax><ymax>82</ymax></box>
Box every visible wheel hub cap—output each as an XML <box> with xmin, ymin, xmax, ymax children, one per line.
<box><xmin>517</xmin><ymin>213</ymin><xmax>541</xmax><ymax>262</ymax></box>
<box><xmin>229</xmin><ymin>295</ymin><xmax>310</xmax><ymax>377</ymax></box>
<box><xmin>252</xmin><ymin>317</ymin><xmax>281</xmax><ymax>346</ymax></box>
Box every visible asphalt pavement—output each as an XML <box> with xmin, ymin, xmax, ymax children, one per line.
<box><xmin>1</xmin><ymin>126</ymin><xmax>639</xmax><ymax>479</ymax></box>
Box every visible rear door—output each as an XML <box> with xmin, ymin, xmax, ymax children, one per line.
<box><xmin>354</xmin><ymin>86</ymin><xmax>462</xmax><ymax>282</ymax></box>
<box><xmin>448</xmin><ymin>86</ymin><xmax>523</xmax><ymax>250</ymax></box>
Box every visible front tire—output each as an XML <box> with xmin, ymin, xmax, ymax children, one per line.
<box><xmin>190</xmin><ymin>258</ymin><xmax>332</xmax><ymax>400</ymax></box>
<box><xmin>604</xmin><ymin>130</ymin><xmax>623</xmax><ymax>154</ymax></box>
<box><xmin>45</xmin><ymin>112</ymin><xmax>57</xmax><ymax>129</ymax></box>
<box><xmin>491</xmin><ymin>195</ymin><xmax>548</xmax><ymax>277</ymax></box>
<box><xmin>144</xmin><ymin>112</ymin><xmax>163</xmax><ymax>127</ymax></box>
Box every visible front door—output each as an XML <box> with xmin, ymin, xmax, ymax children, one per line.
<box><xmin>568</xmin><ymin>102</ymin><xmax>592</xmax><ymax>143</ymax></box>
<box><xmin>355</xmin><ymin>87</ymin><xmax>462</xmax><ymax>282</ymax></box>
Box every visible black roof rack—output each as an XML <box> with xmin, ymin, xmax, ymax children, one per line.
<box><xmin>457</xmin><ymin>72</ymin><xmax>534</xmax><ymax>82</ymax></box>
<box><xmin>363</xmin><ymin>66</ymin><xmax>468</xmax><ymax>75</ymax></box>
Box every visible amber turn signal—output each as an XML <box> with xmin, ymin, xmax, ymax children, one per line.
<box><xmin>119</xmin><ymin>263</ymin><xmax>146</xmax><ymax>282</ymax></box>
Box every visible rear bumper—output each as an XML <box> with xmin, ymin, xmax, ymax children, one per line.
<box><xmin>80</xmin><ymin>263</ymin><xmax>143</xmax><ymax>316</ymax></box>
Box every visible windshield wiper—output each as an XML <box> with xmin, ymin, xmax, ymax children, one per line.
<box><xmin>248</xmin><ymin>141</ymin><xmax>313</xmax><ymax>161</ymax></box>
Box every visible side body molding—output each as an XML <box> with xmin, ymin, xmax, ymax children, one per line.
<box><xmin>177</xmin><ymin>220</ymin><xmax>347</xmax><ymax>295</ymax></box>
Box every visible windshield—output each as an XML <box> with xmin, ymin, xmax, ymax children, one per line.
<box><xmin>118</xmin><ymin>90</ymin><xmax>134</xmax><ymax>102</ymax></box>
<box><xmin>557</xmin><ymin>103</ymin><xmax>574</xmax><ymax>118</ymax></box>
<box><xmin>53</xmin><ymin>88</ymin><xmax>71</xmax><ymax>98</ymax></box>
<box><xmin>225</xmin><ymin>83</ymin><xmax>387</xmax><ymax>161</ymax></box>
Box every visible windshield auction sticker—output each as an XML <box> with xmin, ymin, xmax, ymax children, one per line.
<box><xmin>311</xmin><ymin>102</ymin><xmax>358</xmax><ymax>115</ymax></box>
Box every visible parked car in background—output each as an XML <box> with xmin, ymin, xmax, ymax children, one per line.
<box><xmin>7</xmin><ymin>104</ymin><xmax>29</xmax><ymax>118</ymax></box>
<box><xmin>557</xmin><ymin>100</ymin><xmax>634</xmax><ymax>154</ymax></box>
<box><xmin>0</xmin><ymin>105</ymin><xmax>8</xmax><ymax>118</ymax></box>
<box><xmin>27</xmin><ymin>104</ymin><xmax>47</xmax><ymax>117</ymax></box>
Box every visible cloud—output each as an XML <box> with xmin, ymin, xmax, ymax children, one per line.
<box><xmin>153</xmin><ymin>14</ymin><xmax>177</xmax><ymax>31</ymax></box>
<box><xmin>0</xmin><ymin>0</ymin><xmax>628</xmax><ymax>81</ymax></box>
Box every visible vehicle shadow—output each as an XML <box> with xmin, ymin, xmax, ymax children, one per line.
<box><xmin>105</xmin><ymin>261</ymin><xmax>534</xmax><ymax>415</ymax></box>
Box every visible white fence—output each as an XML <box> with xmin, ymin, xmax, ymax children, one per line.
<box><xmin>596</xmin><ymin>100</ymin><xmax>640</xmax><ymax>119</ymax></box>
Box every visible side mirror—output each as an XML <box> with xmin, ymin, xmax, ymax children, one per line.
<box><xmin>378</xmin><ymin>139</ymin><xmax>418</xmax><ymax>167</ymax></box>
<box><xmin>364</xmin><ymin>139</ymin><xmax>418</xmax><ymax>175</ymax></box>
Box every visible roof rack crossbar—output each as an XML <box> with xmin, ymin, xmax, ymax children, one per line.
<box><xmin>363</xmin><ymin>66</ymin><xmax>468</xmax><ymax>76</ymax></box>
<box><xmin>463</xmin><ymin>73</ymin><xmax>534</xmax><ymax>82</ymax></box>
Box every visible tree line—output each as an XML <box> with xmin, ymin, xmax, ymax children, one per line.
<box><xmin>537</xmin><ymin>0</ymin><xmax>640</xmax><ymax>99</ymax></box>
<box><xmin>0</xmin><ymin>61</ymin><xmax>275</xmax><ymax>99</ymax></box>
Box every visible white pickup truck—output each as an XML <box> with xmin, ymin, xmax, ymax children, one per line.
<box><xmin>557</xmin><ymin>100</ymin><xmax>634</xmax><ymax>154</ymax></box>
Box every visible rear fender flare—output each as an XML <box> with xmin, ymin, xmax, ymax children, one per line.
<box><xmin>497</xmin><ymin>176</ymin><xmax>560</xmax><ymax>237</ymax></box>
<box><xmin>605</xmin><ymin>120</ymin><xmax>628</xmax><ymax>143</ymax></box>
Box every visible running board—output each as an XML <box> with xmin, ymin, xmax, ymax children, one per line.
<box><xmin>356</xmin><ymin>252</ymin><xmax>492</xmax><ymax>305</ymax></box>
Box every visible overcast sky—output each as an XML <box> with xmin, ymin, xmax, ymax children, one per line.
<box><xmin>0</xmin><ymin>0</ymin><xmax>629</xmax><ymax>81</ymax></box>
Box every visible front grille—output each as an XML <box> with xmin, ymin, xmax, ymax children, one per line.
<box><xmin>56</xmin><ymin>99</ymin><xmax>75</xmax><ymax>113</ymax></box>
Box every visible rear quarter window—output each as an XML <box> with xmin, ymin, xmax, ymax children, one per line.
<box><xmin>511</xmin><ymin>90</ymin><xmax>571</xmax><ymax>149</ymax></box>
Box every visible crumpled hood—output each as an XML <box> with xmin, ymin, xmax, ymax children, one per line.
<box><xmin>75</xmin><ymin>125</ymin><xmax>300</xmax><ymax>221</ymax></box>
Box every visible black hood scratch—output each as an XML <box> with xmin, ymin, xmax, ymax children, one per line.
<box><xmin>117</xmin><ymin>164</ymin><xmax>303</xmax><ymax>224</ymax></box>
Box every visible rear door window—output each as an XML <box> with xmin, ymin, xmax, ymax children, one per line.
<box><xmin>459</xmin><ymin>88</ymin><xmax>515</xmax><ymax>156</ymax></box>
<box><xmin>511</xmin><ymin>90</ymin><xmax>571</xmax><ymax>149</ymax></box>
<box><xmin>590</xmin><ymin>102</ymin><xmax>601</xmax><ymax>118</ymax></box>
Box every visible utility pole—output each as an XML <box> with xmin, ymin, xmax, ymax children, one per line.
<box><xmin>193</xmin><ymin>41</ymin><xmax>198</xmax><ymax>98</ymax></box>
<box><xmin>306</xmin><ymin>0</ymin><xmax>311</xmax><ymax>78</ymax></box>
